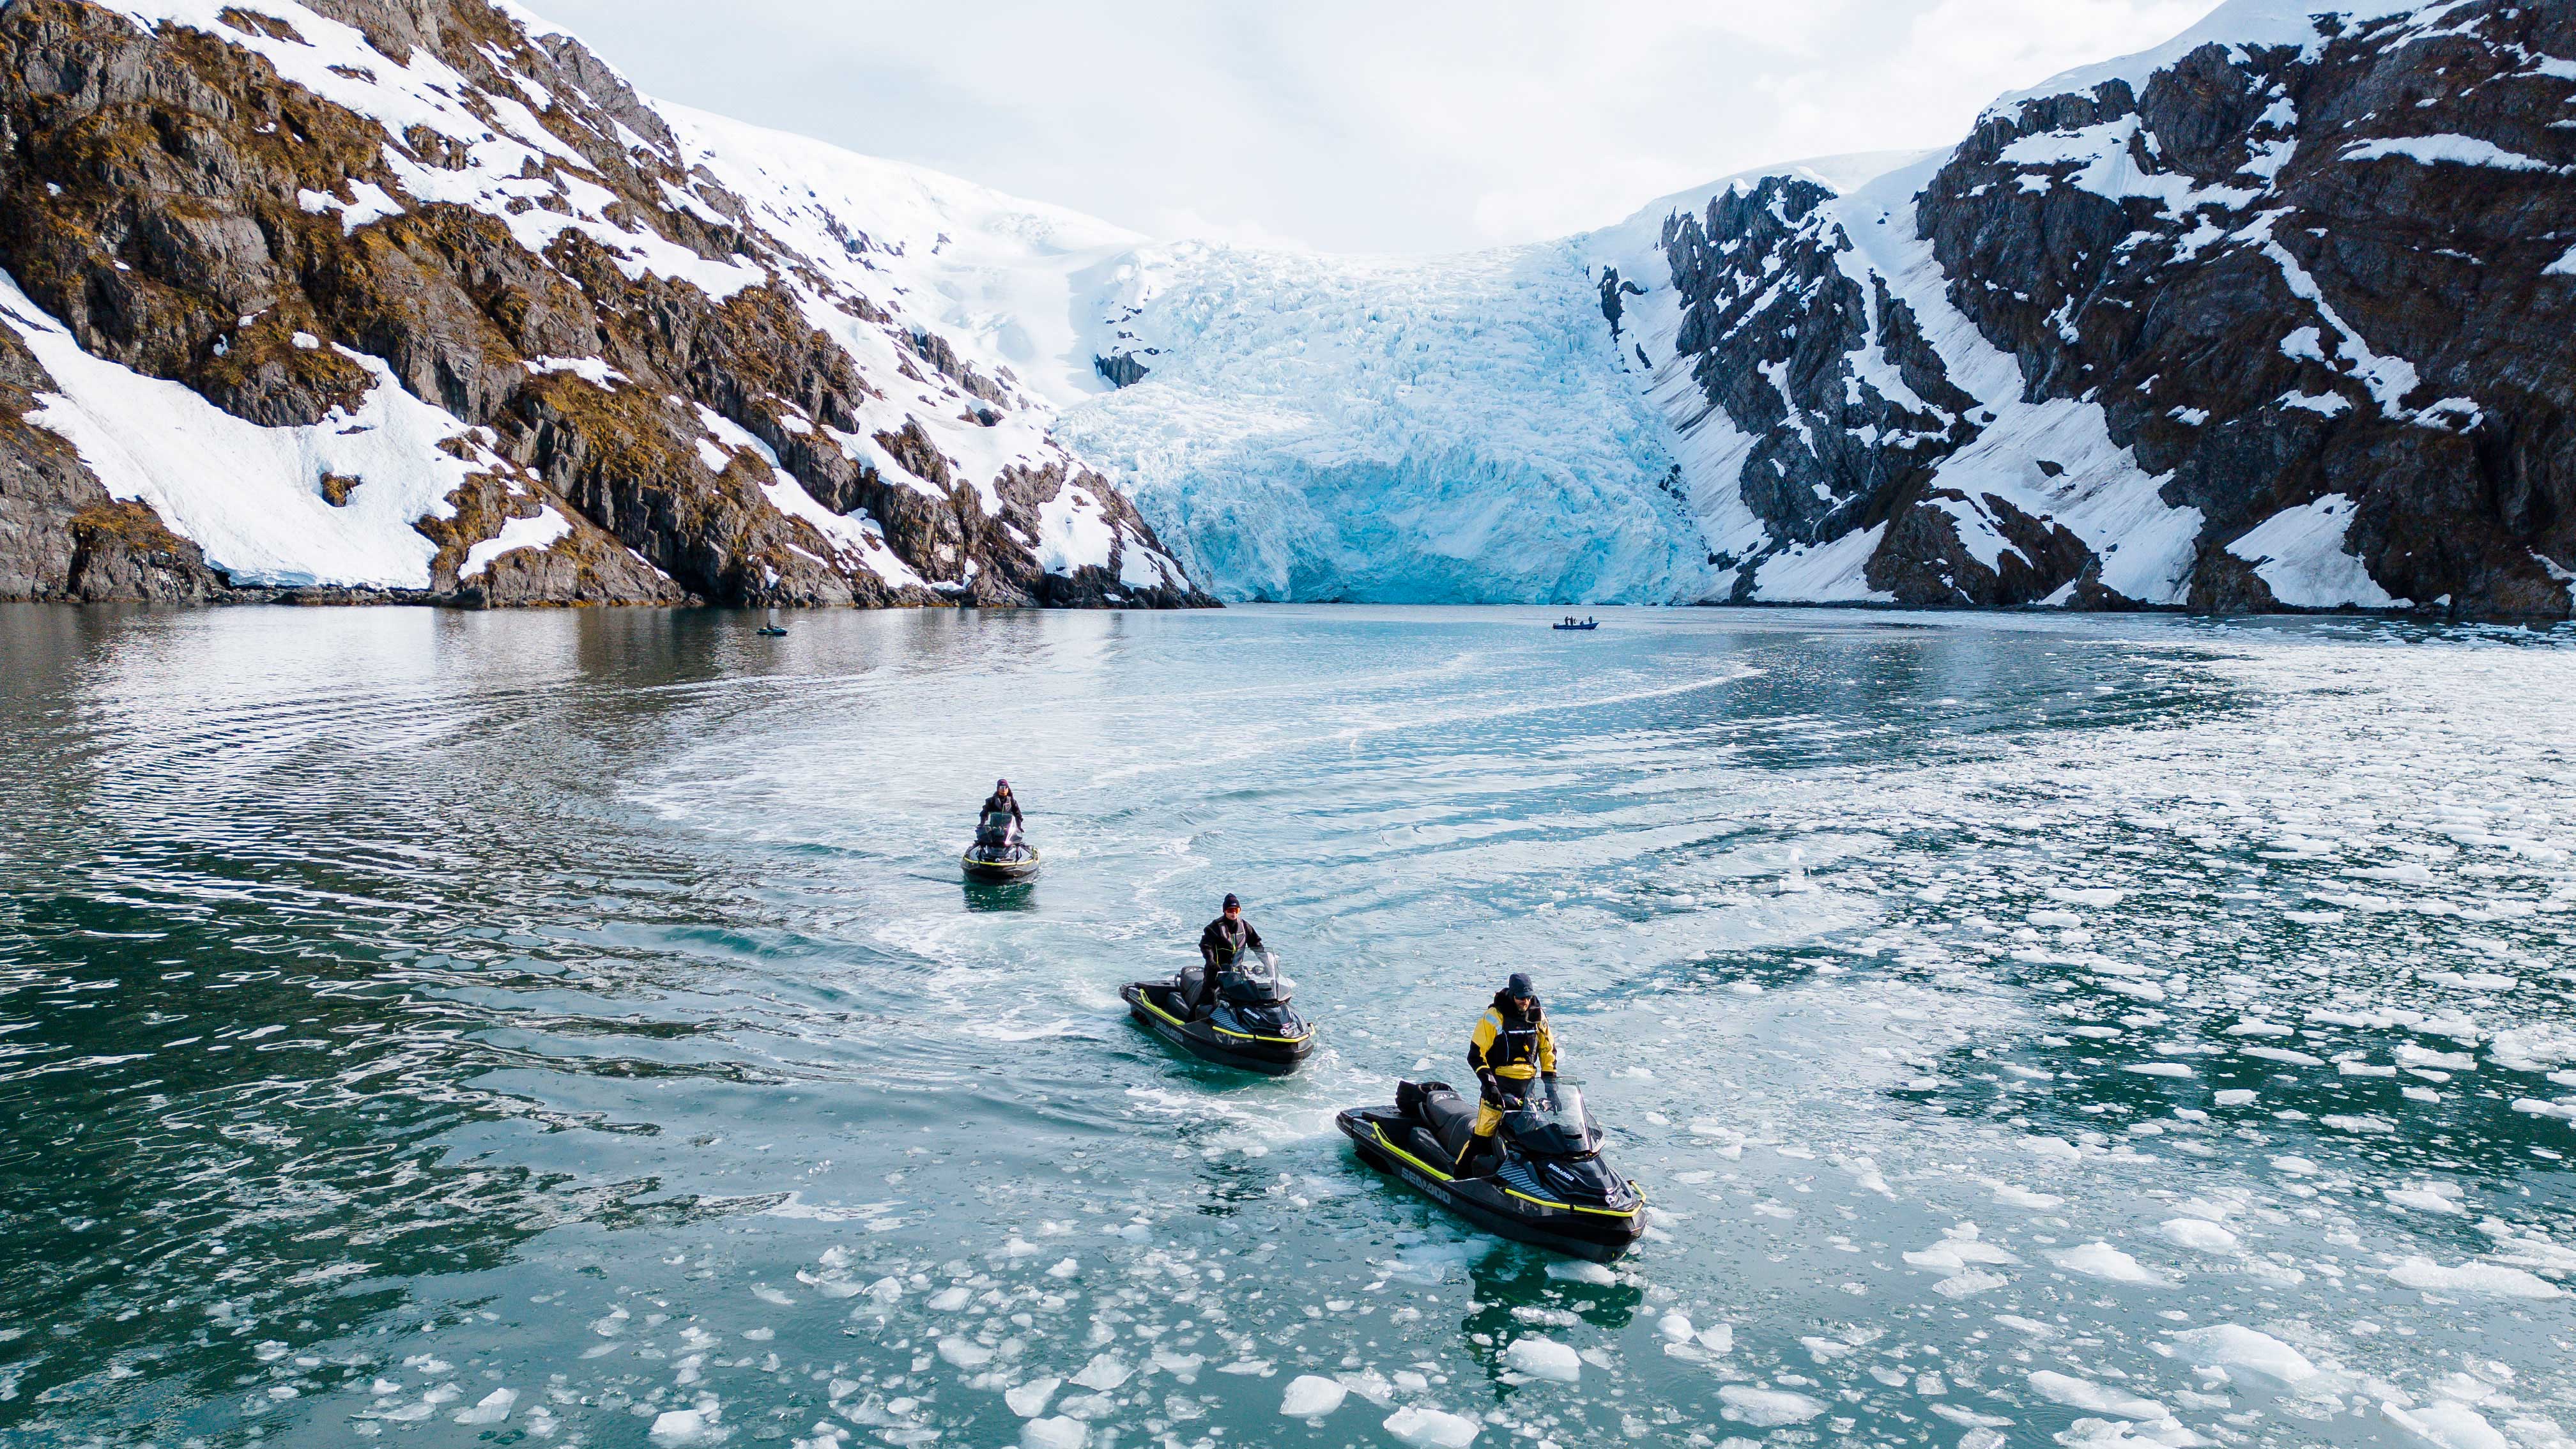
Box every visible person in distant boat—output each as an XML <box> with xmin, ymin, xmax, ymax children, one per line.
<box><xmin>982</xmin><ymin>778</ymin><xmax>1023</xmax><ymax>829</ymax></box>
<box><xmin>1194</xmin><ymin>894</ymin><xmax>1266</xmax><ymax>1016</ymax></box>
<box><xmin>1459</xmin><ymin>971</ymin><xmax>1558</xmax><ymax>1176</ymax></box>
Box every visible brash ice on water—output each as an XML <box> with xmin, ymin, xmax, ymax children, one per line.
<box><xmin>0</xmin><ymin>604</ymin><xmax>2571</xmax><ymax>1448</ymax></box>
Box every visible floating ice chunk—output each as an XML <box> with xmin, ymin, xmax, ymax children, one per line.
<box><xmin>1337</xmin><ymin>1368</ymin><xmax>1395</xmax><ymax>1406</ymax></box>
<box><xmin>1718</xmin><ymin>1385</ymin><xmax>1826</xmax><ymax>1427</ymax></box>
<box><xmin>1934</xmin><ymin>1404</ymin><xmax>2016</xmax><ymax>1437</ymax></box>
<box><xmin>1383</xmin><ymin>1405</ymin><xmax>1480</xmax><ymax>1448</ymax></box>
<box><xmin>1544</xmin><ymin>1261</ymin><xmax>1616</xmax><ymax>1285</ymax></box>
<box><xmin>2492</xmin><ymin>1025</ymin><xmax>2576</xmax><ymax>1073</ymax></box>
<box><xmin>454</xmin><ymin>1388</ymin><xmax>517</xmax><ymax>1425</ymax></box>
<box><xmin>2513</xmin><ymin>1099</ymin><xmax>2576</xmax><ymax>1122</ymax></box>
<box><xmin>2050</xmin><ymin>1243</ymin><xmax>2173</xmax><ymax>1286</ymax></box>
<box><xmin>1657</xmin><ymin>1311</ymin><xmax>1695</xmax><ymax>1342</ymax></box>
<box><xmin>1698</xmin><ymin>1324</ymin><xmax>1734</xmax><ymax>1354</ymax></box>
<box><xmin>649</xmin><ymin>1405</ymin><xmax>719</xmax><ymax>1444</ymax></box>
<box><xmin>2215</xmin><ymin>1090</ymin><xmax>2259</xmax><ymax>1107</ymax></box>
<box><xmin>1935</xmin><ymin>1269</ymin><xmax>2009</xmax><ymax>1298</ymax></box>
<box><xmin>1503</xmin><ymin>1338</ymin><xmax>1581</xmax><ymax>1383</ymax></box>
<box><xmin>1992</xmin><ymin>1183</ymin><xmax>2067</xmax><ymax>1210</ymax></box>
<box><xmin>2380</xmin><ymin>1400</ymin><xmax>2510</xmax><ymax>1449</ymax></box>
<box><xmin>2388</xmin><ymin>1258</ymin><xmax>2565</xmax><ymax>1300</ymax></box>
<box><xmin>1006</xmin><ymin>1377</ymin><xmax>1061</xmax><ymax>1417</ymax></box>
<box><xmin>926</xmin><ymin>1286</ymin><xmax>972</xmax><ymax>1312</ymax></box>
<box><xmin>2027</xmin><ymin>1370</ymin><xmax>2166</xmax><ymax>1420</ymax></box>
<box><xmin>2049</xmin><ymin>888</ymin><xmax>2127</xmax><ymax>908</ymax></box>
<box><xmin>1906</xmin><ymin>1225</ymin><xmax>2020</xmax><ymax>1273</ymax></box>
<box><xmin>2386</xmin><ymin>1183</ymin><xmax>2467</xmax><ymax>1215</ymax></box>
<box><xmin>2242</xmin><ymin>1046</ymin><xmax>2327</xmax><ymax>1066</ymax></box>
<box><xmin>1022</xmin><ymin>1416</ymin><xmax>1089</xmax><ymax>1449</ymax></box>
<box><xmin>1279</xmin><ymin>1375</ymin><xmax>1346</xmax><ymax>1417</ymax></box>
<box><xmin>2398</xmin><ymin>1044</ymin><xmax>2478</xmax><ymax>1072</ymax></box>
<box><xmin>938</xmin><ymin>1338</ymin><xmax>993</xmax><ymax>1368</ymax></box>
<box><xmin>2159</xmin><ymin>1219</ymin><xmax>2240</xmax><ymax>1254</ymax></box>
<box><xmin>2126</xmin><ymin>1062</ymin><xmax>2195</xmax><ymax>1078</ymax></box>
<box><xmin>2168</xmin><ymin>1325</ymin><xmax>2319</xmax><ymax>1384</ymax></box>
<box><xmin>1070</xmin><ymin>1354</ymin><xmax>1131</xmax><ymax>1391</ymax></box>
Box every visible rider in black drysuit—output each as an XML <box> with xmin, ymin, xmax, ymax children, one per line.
<box><xmin>1192</xmin><ymin>893</ymin><xmax>1265</xmax><ymax>1016</ymax></box>
<box><xmin>981</xmin><ymin>779</ymin><xmax>1023</xmax><ymax>829</ymax></box>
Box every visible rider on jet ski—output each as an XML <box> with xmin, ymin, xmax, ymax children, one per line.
<box><xmin>982</xmin><ymin>779</ymin><xmax>1023</xmax><ymax>829</ymax></box>
<box><xmin>1193</xmin><ymin>894</ymin><xmax>1265</xmax><ymax>1017</ymax></box>
<box><xmin>1459</xmin><ymin>971</ymin><xmax>1557</xmax><ymax>1176</ymax></box>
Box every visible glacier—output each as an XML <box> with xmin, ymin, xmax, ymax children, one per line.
<box><xmin>1054</xmin><ymin>241</ymin><xmax>1713</xmax><ymax>604</ymax></box>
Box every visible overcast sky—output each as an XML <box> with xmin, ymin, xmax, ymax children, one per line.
<box><xmin>527</xmin><ymin>0</ymin><xmax>2220</xmax><ymax>254</ymax></box>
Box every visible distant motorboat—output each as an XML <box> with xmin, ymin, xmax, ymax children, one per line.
<box><xmin>1552</xmin><ymin>617</ymin><xmax>1600</xmax><ymax>631</ymax></box>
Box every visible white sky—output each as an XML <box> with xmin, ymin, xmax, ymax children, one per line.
<box><xmin>527</xmin><ymin>0</ymin><xmax>2221</xmax><ymax>254</ymax></box>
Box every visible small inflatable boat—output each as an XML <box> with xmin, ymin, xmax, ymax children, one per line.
<box><xmin>1552</xmin><ymin>619</ymin><xmax>1599</xmax><ymax>631</ymax></box>
<box><xmin>1123</xmin><ymin>949</ymin><xmax>1315</xmax><ymax>1075</ymax></box>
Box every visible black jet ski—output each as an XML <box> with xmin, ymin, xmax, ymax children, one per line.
<box><xmin>1338</xmin><ymin>1079</ymin><xmax>1644</xmax><ymax>1261</ymax></box>
<box><xmin>1122</xmin><ymin>949</ymin><xmax>1315</xmax><ymax>1075</ymax></box>
<box><xmin>961</xmin><ymin>809</ymin><xmax>1040</xmax><ymax>882</ymax></box>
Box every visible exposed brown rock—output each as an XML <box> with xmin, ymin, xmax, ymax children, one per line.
<box><xmin>0</xmin><ymin>0</ymin><xmax>1214</xmax><ymax>611</ymax></box>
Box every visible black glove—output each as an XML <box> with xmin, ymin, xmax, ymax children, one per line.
<box><xmin>1478</xmin><ymin>1071</ymin><xmax>1503</xmax><ymax>1105</ymax></box>
<box><xmin>1540</xmin><ymin>1071</ymin><xmax>1560</xmax><ymax>1108</ymax></box>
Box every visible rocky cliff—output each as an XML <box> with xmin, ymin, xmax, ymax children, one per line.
<box><xmin>1606</xmin><ymin>0</ymin><xmax>2576</xmax><ymax>615</ymax></box>
<box><xmin>0</xmin><ymin>0</ymin><xmax>1211</xmax><ymax>608</ymax></box>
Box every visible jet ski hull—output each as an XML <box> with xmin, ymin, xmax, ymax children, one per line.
<box><xmin>961</xmin><ymin>848</ymin><xmax>1041</xmax><ymax>882</ymax></box>
<box><xmin>1336</xmin><ymin>1104</ymin><xmax>1644</xmax><ymax>1262</ymax></box>
<box><xmin>1121</xmin><ymin>982</ymin><xmax>1313</xmax><ymax>1076</ymax></box>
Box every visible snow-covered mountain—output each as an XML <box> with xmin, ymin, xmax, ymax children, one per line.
<box><xmin>1072</xmin><ymin>0</ymin><xmax>2576</xmax><ymax>615</ymax></box>
<box><xmin>2</xmin><ymin>0</ymin><xmax>2570</xmax><ymax>617</ymax></box>
<box><xmin>0</xmin><ymin>0</ymin><xmax>1204</xmax><ymax>607</ymax></box>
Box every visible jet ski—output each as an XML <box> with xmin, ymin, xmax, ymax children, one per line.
<box><xmin>1338</xmin><ymin>1079</ymin><xmax>1644</xmax><ymax>1261</ymax></box>
<box><xmin>1123</xmin><ymin>948</ymin><xmax>1315</xmax><ymax>1075</ymax></box>
<box><xmin>961</xmin><ymin>809</ymin><xmax>1040</xmax><ymax>882</ymax></box>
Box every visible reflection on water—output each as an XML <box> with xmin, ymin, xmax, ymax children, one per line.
<box><xmin>1</xmin><ymin>602</ymin><xmax>2571</xmax><ymax>1449</ymax></box>
<box><xmin>963</xmin><ymin>881</ymin><xmax>1042</xmax><ymax>914</ymax></box>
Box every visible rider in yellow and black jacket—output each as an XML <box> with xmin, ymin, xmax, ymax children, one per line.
<box><xmin>1459</xmin><ymin>971</ymin><xmax>1556</xmax><ymax>1176</ymax></box>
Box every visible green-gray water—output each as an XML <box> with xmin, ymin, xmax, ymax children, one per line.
<box><xmin>3</xmin><ymin>604</ymin><xmax>2572</xmax><ymax>1449</ymax></box>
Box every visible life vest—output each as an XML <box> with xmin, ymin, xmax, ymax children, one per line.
<box><xmin>1470</xmin><ymin>996</ymin><xmax>1552</xmax><ymax>1080</ymax></box>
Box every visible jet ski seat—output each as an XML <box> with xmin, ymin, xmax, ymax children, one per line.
<box><xmin>1163</xmin><ymin>965</ymin><xmax>1209</xmax><ymax>1018</ymax></box>
<box><xmin>1400</xmin><ymin>1080</ymin><xmax>1480</xmax><ymax>1160</ymax></box>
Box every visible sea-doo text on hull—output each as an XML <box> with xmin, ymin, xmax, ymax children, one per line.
<box><xmin>1338</xmin><ymin>1079</ymin><xmax>1643</xmax><ymax>1261</ymax></box>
